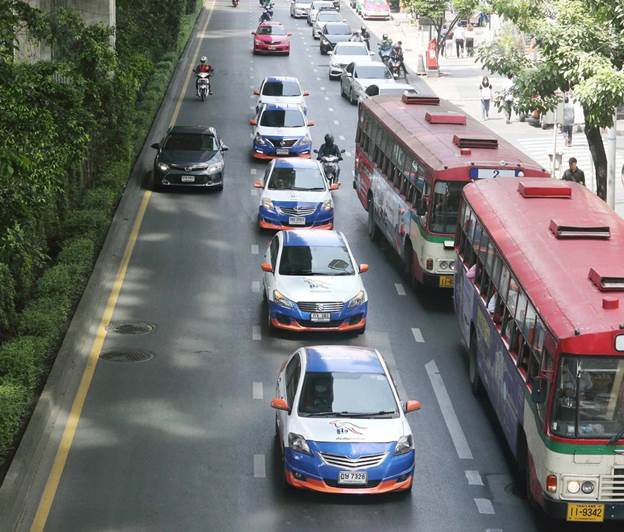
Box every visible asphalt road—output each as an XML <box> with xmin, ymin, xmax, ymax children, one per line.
<box><xmin>29</xmin><ymin>1</ymin><xmax>620</xmax><ymax>531</ymax></box>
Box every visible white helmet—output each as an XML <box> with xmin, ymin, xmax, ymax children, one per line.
<box><xmin>200</xmin><ymin>56</ymin><xmax>207</xmax><ymax>63</ymax></box>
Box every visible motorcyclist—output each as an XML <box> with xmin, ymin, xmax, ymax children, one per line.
<box><xmin>390</xmin><ymin>42</ymin><xmax>408</xmax><ymax>78</ymax></box>
<box><xmin>193</xmin><ymin>56</ymin><xmax>213</xmax><ymax>96</ymax></box>
<box><xmin>377</xmin><ymin>33</ymin><xmax>393</xmax><ymax>62</ymax></box>
<box><xmin>260</xmin><ymin>2</ymin><xmax>274</xmax><ymax>21</ymax></box>
<box><xmin>360</xmin><ymin>26</ymin><xmax>371</xmax><ymax>50</ymax></box>
<box><xmin>317</xmin><ymin>134</ymin><xmax>343</xmax><ymax>160</ymax></box>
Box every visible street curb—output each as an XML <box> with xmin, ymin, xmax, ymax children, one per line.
<box><xmin>0</xmin><ymin>5</ymin><xmax>209</xmax><ymax>531</ymax></box>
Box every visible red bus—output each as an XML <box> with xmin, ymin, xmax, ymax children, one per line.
<box><xmin>455</xmin><ymin>178</ymin><xmax>624</xmax><ymax>522</ymax></box>
<box><xmin>354</xmin><ymin>93</ymin><xmax>549</xmax><ymax>289</ymax></box>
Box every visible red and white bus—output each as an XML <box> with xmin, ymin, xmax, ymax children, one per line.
<box><xmin>455</xmin><ymin>178</ymin><xmax>624</xmax><ymax>522</ymax></box>
<box><xmin>354</xmin><ymin>93</ymin><xmax>549</xmax><ymax>289</ymax></box>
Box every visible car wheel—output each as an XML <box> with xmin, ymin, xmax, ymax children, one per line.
<box><xmin>367</xmin><ymin>195</ymin><xmax>379</xmax><ymax>241</ymax></box>
<box><xmin>321</xmin><ymin>48</ymin><xmax>327</xmax><ymax>55</ymax></box>
<box><xmin>349</xmin><ymin>87</ymin><xmax>357</xmax><ymax>105</ymax></box>
<box><xmin>266</xmin><ymin>299</ymin><xmax>275</xmax><ymax>333</ymax></box>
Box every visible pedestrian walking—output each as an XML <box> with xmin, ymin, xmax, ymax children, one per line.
<box><xmin>502</xmin><ymin>74</ymin><xmax>514</xmax><ymax>124</ymax></box>
<box><xmin>479</xmin><ymin>76</ymin><xmax>492</xmax><ymax>121</ymax></box>
<box><xmin>561</xmin><ymin>157</ymin><xmax>586</xmax><ymax>185</ymax></box>
<box><xmin>562</xmin><ymin>97</ymin><xmax>575</xmax><ymax>147</ymax></box>
<box><xmin>442</xmin><ymin>25</ymin><xmax>453</xmax><ymax>57</ymax></box>
<box><xmin>454</xmin><ymin>24</ymin><xmax>465</xmax><ymax>58</ymax></box>
<box><xmin>465</xmin><ymin>23</ymin><xmax>475</xmax><ymax>57</ymax></box>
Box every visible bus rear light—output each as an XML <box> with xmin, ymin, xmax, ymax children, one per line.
<box><xmin>546</xmin><ymin>474</ymin><xmax>558</xmax><ymax>493</ymax></box>
<box><xmin>426</xmin><ymin>258</ymin><xmax>433</xmax><ymax>271</ymax></box>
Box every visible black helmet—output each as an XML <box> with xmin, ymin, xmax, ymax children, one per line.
<box><xmin>382</xmin><ymin>33</ymin><xmax>388</xmax><ymax>40</ymax></box>
<box><xmin>324</xmin><ymin>134</ymin><xmax>334</xmax><ymax>146</ymax></box>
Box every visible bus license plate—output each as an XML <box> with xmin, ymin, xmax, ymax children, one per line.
<box><xmin>338</xmin><ymin>471</ymin><xmax>367</xmax><ymax>485</ymax></box>
<box><xmin>180</xmin><ymin>175</ymin><xmax>195</xmax><ymax>183</ymax></box>
<box><xmin>276</xmin><ymin>148</ymin><xmax>289</xmax><ymax>155</ymax></box>
<box><xmin>567</xmin><ymin>503</ymin><xmax>604</xmax><ymax>522</ymax></box>
<box><xmin>439</xmin><ymin>275</ymin><xmax>454</xmax><ymax>289</ymax></box>
<box><xmin>310</xmin><ymin>312</ymin><xmax>331</xmax><ymax>322</ymax></box>
<box><xmin>289</xmin><ymin>216</ymin><xmax>306</xmax><ymax>225</ymax></box>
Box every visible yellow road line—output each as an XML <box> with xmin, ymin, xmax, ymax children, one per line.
<box><xmin>30</xmin><ymin>2</ymin><xmax>216</xmax><ymax>529</ymax></box>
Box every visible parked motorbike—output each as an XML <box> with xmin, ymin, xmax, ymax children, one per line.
<box><xmin>197</xmin><ymin>72</ymin><xmax>211</xmax><ymax>102</ymax></box>
<box><xmin>259</xmin><ymin>5</ymin><xmax>273</xmax><ymax>22</ymax></box>
<box><xmin>314</xmin><ymin>149</ymin><xmax>346</xmax><ymax>186</ymax></box>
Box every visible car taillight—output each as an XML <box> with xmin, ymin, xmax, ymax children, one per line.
<box><xmin>546</xmin><ymin>474</ymin><xmax>557</xmax><ymax>493</ymax></box>
<box><xmin>426</xmin><ymin>258</ymin><xmax>433</xmax><ymax>271</ymax></box>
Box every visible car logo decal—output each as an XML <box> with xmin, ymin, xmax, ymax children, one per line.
<box><xmin>185</xmin><ymin>166</ymin><xmax>193</xmax><ymax>172</ymax></box>
<box><xmin>303</xmin><ymin>277</ymin><xmax>332</xmax><ymax>289</ymax></box>
<box><xmin>330</xmin><ymin>421</ymin><xmax>366</xmax><ymax>436</ymax></box>
<box><xmin>280</xmin><ymin>140</ymin><xmax>286</xmax><ymax>147</ymax></box>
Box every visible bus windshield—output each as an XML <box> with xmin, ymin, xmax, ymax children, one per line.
<box><xmin>551</xmin><ymin>356</ymin><xmax>624</xmax><ymax>439</ymax></box>
<box><xmin>429</xmin><ymin>181</ymin><xmax>464</xmax><ymax>234</ymax></box>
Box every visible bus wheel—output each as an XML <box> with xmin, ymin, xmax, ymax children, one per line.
<box><xmin>367</xmin><ymin>196</ymin><xmax>379</xmax><ymax>241</ymax></box>
<box><xmin>468</xmin><ymin>329</ymin><xmax>483</xmax><ymax>396</ymax></box>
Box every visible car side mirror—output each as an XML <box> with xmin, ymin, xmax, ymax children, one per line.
<box><xmin>329</xmin><ymin>183</ymin><xmax>339</xmax><ymax>190</ymax></box>
<box><xmin>287</xmin><ymin>32</ymin><xmax>293</xmax><ymax>36</ymax></box>
<box><xmin>253</xmin><ymin>89</ymin><xmax>260</xmax><ymax>96</ymax></box>
<box><xmin>270</xmin><ymin>397</ymin><xmax>289</xmax><ymax>411</ymax></box>
<box><xmin>359</xmin><ymin>264</ymin><xmax>369</xmax><ymax>273</ymax></box>
<box><xmin>221</xmin><ymin>144</ymin><xmax>229</xmax><ymax>151</ymax></box>
<box><xmin>251</xmin><ymin>31</ymin><xmax>256</xmax><ymax>35</ymax></box>
<box><xmin>531</xmin><ymin>376</ymin><xmax>548</xmax><ymax>404</ymax></box>
<box><xmin>261</xmin><ymin>262</ymin><xmax>273</xmax><ymax>272</ymax></box>
<box><xmin>307</xmin><ymin>120</ymin><xmax>315</xmax><ymax>126</ymax></box>
<box><xmin>254</xmin><ymin>179</ymin><xmax>264</xmax><ymax>188</ymax></box>
<box><xmin>303</xmin><ymin>90</ymin><xmax>310</xmax><ymax>96</ymax></box>
<box><xmin>249</xmin><ymin>118</ymin><xmax>258</xmax><ymax>126</ymax></box>
<box><xmin>345</xmin><ymin>72</ymin><xmax>353</xmax><ymax>77</ymax></box>
<box><xmin>151</xmin><ymin>142</ymin><xmax>160</xmax><ymax>150</ymax></box>
<box><xmin>404</xmin><ymin>400</ymin><xmax>421</xmax><ymax>413</ymax></box>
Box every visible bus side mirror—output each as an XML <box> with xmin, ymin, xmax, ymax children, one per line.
<box><xmin>531</xmin><ymin>376</ymin><xmax>547</xmax><ymax>404</ymax></box>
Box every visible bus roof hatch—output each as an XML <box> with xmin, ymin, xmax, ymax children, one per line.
<box><xmin>549</xmin><ymin>220</ymin><xmax>611</xmax><ymax>240</ymax></box>
<box><xmin>425</xmin><ymin>112</ymin><xmax>466</xmax><ymax>125</ymax></box>
<box><xmin>588</xmin><ymin>268</ymin><xmax>624</xmax><ymax>292</ymax></box>
<box><xmin>452</xmin><ymin>135</ymin><xmax>498</xmax><ymax>149</ymax></box>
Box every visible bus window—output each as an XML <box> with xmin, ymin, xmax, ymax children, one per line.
<box><xmin>498</xmin><ymin>264</ymin><xmax>511</xmax><ymax>302</ymax></box>
<box><xmin>518</xmin><ymin>335</ymin><xmax>531</xmax><ymax>374</ymax></box>
<box><xmin>430</xmin><ymin>181</ymin><xmax>464</xmax><ymax>234</ymax></box>
<box><xmin>478</xmin><ymin>229</ymin><xmax>490</xmax><ymax>265</ymax></box>
<box><xmin>485</xmin><ymin>240</ymin><xmax>496</xmax><ymax>275</ymax></box>
<box><xmin>523</xmin><ymin>302</ymin><xmax>537</xmax><ymax>343</ymax></box>
<box><xmin>515</xmin><ymin>290</ymin><xmax>528</xmax><ymax>332</ymax></box>
<box><xmin>536</xmin><ymin>348</ymin><xmax>553</xmax><ymax>422</ymax></box>
<box><xmin>491</xmin><ymin>254</ymin><xmax>503</xmax><ymax>289</ymax></box>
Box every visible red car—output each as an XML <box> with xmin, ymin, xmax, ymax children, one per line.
<box><xmin>252</xmin><ymin>22</ymin><xmax>292</xmax><ymax>55</ymax></box>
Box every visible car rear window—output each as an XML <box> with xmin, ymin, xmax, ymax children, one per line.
<box><xmin>262</xmin><ymin>80</ymin><xmax>301</xmax><ymax>97</ymax></box>
<box><xmin>260</xmin><ymin>109</ymin><xmax>305</xmax><ymax>128</ymax></box>
<box><xmin>355</xmin><ymin>64</ymin><xmax>391</xmax><ymax>78</ymax></box>
<box><xmin>334</xmin><ymin>44</ymin><xmax>368</xmax><ymax>56</ymax></box>
<box><xmin>257</xmin><ymin>25</ymin><xmax>286</xmax><ymax>35</ymax></box>
<box><xmin>317</xmin><ymin>11</ymin><xmax>341</xmax><ymax>21</ymax></box>
<box><xmin>164</xmin><ymin>133</ymin><xmax>217</xmax><ymax>151</ymax></box>
<box><xmin>324</xmin><ymin>23</ymin><xmax>350</xmax><ymax>35</ymax></box>
<box><xmin>279</xmin><ymin>245</ymin><xmax>355</xmax><ymax>276</ymax></box>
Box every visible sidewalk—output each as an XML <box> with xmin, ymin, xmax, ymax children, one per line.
<box><xmin>357</xmin><ymin>11</ymin><xmax>624</xmax><ymax>217</ymax></box>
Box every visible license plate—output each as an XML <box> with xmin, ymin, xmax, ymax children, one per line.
<box><xmin>439</xmin><ymin>275</ymin><xmax>454</xmax><ymax>288</ymax></box>
<box><xmin>180</xmin><ymin>175</ymin><xmax>195</xmax><ymax>183</ymax></box>
<box><xmin>310</xmin><ymin>312</ymin><xmax>331</xmax><ymax>322</ymax></box>
<box><xmin>268</xmin><ymin>45</ymin><xmax>277</xmax><ymax>50</ymax></box>
<box><xmin>289</xmin><ymin>216</ymin><xmax>306</xmax><ymax>225</ymax></box>
<box><xmin>276</xmin><ymin>148</ymin><xmax>289</xmax><ymax>155</ymax></box>
<box><xmin>338</xmin><ymin>471</ymin><xmax>367</xmax><ymax>485</ymax></box>
<box><xmin>567</xmin><ymin>503</ymin><xmax>605</xmax><ymax>522</ymax></box>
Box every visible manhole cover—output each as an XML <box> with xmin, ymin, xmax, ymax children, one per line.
<box><xmin>108</xmin><ymin>321</ymin><xmax>155</xmax><ymax>335</ymax></box>
<box><xmin>100</xmin><ymin>350</ymin><xmax>154</xmax><ymax>363</ymax></box>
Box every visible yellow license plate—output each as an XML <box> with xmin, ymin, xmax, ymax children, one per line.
<box><xmin>566</xmin><ymin>503</ymin><xmax>605</xmax><ymax>522</ymax></box>
<box><xmin>439</xmin><ymin>275</ymin><xmax>454</xmax><ymax>289</ymax></box>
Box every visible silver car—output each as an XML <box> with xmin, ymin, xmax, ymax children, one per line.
<box><xmin>307</xmin><ymin>0</ymin><xmax>334</xmax><ymax>25</ymax></box>
<box><xmin>340</xmin><ymin>61</ymin><xmax>412</xmax><ymax>104</ymax></box>
<box><xmin>290</xmin><ymin>0</ymin><xmax>312</xmax><ymax>18</ymax></box>
<box><xmin>312</xmin><ymin>10</ymin><xmax>343</xmax><ymax>39</ymax></box>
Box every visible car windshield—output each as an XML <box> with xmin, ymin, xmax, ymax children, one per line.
<box><xmin>257</xmin><ymin>25</ymin><xmax>286</xmax><ymax>35</ymax></box>
<box><xmin>298</xmin><ymin>371</ymin><xmax>398</xmax><ymax>417</ymax></box>
<box><xmin>356</xmin><ymin>64</ymin><xmax>391</xmax><ymax>78</ymax></box>
<box><xmin>429</xmin><ymin>180</ymin><xmax>464</xmax><ymax>234</ymax></box>
<box><xmin>268</xmin><ymin>167</ymin><xmax>326</xmax><ymax>191</ymax></box>
<box><xmin>260</xmin><ymin>109</ymin><xmax>305</xmax><ymax>127</ymax></box>
<box><xmin>313</xmin><ymin>1</ymin><xmax>333</xmax><ymax>8</ymax></box>
<box><xmin>318</xmin><ymin>11</ymin><xmax>341</xmax><ymax>21</ymax></box>
<box><xmin>262</xmin><ymin>80</ymin><xmax>301</xmax><ymax>97</ymax></box>
<box><xmin>163</xmin><ymin>133</ymin><xmax>217</xmax><ymax>151</ymax></box>
<box><xmin>551</xmin><ymin>356</ymin><xmax>624</xmax><ymax>439</ymax></box>
<box><xmin>325</xmin><ymin>23</ymin><xmax>350</xmax><ymax>35</ymax></box>
<box><xmin>278</xmin><ymin>245</ymin><xmax>355</xmax><ymax>275</ymax></box>
<box><xmin>335</xmin><ymin>44</ymin><xmax>368</xmax><ymax>56</ymax></box>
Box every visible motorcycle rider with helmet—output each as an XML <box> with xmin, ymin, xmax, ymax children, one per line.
<box><xmin>317</xmin><ymin>134</ymin><xmax>344</xmax><ymax>183</ymax></box>
<box><xmin>360</xmin><ymin>26</ymin><xmax>371</xmax><ymax>50</ymax></box>
<box><xmin>390</xmin><ymin>41</ymin><xmax>407</xmax><ymax>78</ymax></box>
<box><xmin>377</xmin><ymin>33</ymin><xmax>393</xmax><ymax>63</ymax></box>
<box><xmin>193</xmin><ymin>56</ymin><xmax>214</xmax><ymax>95</ymax></box>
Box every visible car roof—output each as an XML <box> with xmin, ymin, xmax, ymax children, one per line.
<box><xmin>261</xmin><ymin>103</ymin><xmax>304</xmax><ymax>112</ymax></box>
<box><xmin>273</xmin><ymin>158</ymin><xmax>319</xmax><ymax>169</ymax></box>
<box><xmin>281</xmin><ymin>229</ymin><xmax>344</xmax><ymax>247</ymax></box>
<box><xmin>304</xmin><ymin>346</ymin><xmax>384</xmax><ymax>374</ymax></box>
<box><xmin>169</xmin><ymin>125</ymin><xmax>216</xmax><ymax>135</ymax></box>
<box><xmin>263</xmin><ymin>76</ymin><xmax>299</xmax><ymax>84</ymax></box>
<box><xmin>354</xmin><ymin>61</ymin><xmax>386</xmax><ymax>69</ymax></box>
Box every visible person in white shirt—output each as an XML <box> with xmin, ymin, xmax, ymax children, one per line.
<box><xmin>454</xmin><ymin>25</ymin><xmax>465</xmax><ymax>58</ymax></box>
<box><xmin>479</xmin><ymin>76</ymin><xmax>492</xmax><ymax>120</ymax></box>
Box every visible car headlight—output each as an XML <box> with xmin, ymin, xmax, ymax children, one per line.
<box><xmin>321</xmin><ymin>198</ymin><xmax>333</xmax><ymax>211</ymax></box>
<box><xmin>449</xmin><ymin>261</ymin><xmax>456</xmax><ymax>271</ymax></box>
<box><xmin>294</xmin><ymin>134</ymin><xmax>312</xmax><ymax>147</ymax></box>
<box><xmin>255</xmin><ymin>39</ymin><xmax>263</xmax><ymax>45</ymax></box>
<box><xmin>157</xmin><ymin>162</ymin><xmax>169</xmax><ymax>172</ymax></box>
<box><xmin>347</xmin><ymin>289</ymin><xmax>366</xmax><ymax>308</ymax></box>
<box><xmin>273</xmin><ymin>289</ymin><xmax>295</xmax><ymax>308</ymax></box>
<box><xmin>262</xmin><ymin>197</ymin><xmax>275</xmax><ymax>211</ymax></box>
<box><xmin>567</xmin><ymin>480</ymin><xmax>580</xmax><ymax>494</ymax></box>
<box><xmin>581</xmin><ymin>480</ymin><xmax>595</xmax><ymax>494</ymax></box>
<box><xmin>394</xmin><ymin>435</ymin><xmax>413</xmax><ymax>455</ymax></box>
<box><xmin>254</xmin><ymin>133</ymin><xmax>269</xmax><ymax>146</ymax></box>
<box><xmin>206</xmin><ymin>160</ymin><xmax>224</xmax><ymax>173</ymax></box>
<box><xmin>439</xmin><ymin>260</ymin><xmax>449</xmax><ymax>270</ymax></box>
<box><xmin>288</xmin><ymin>432</ymin><xmax>311</xmax><ymax>454</ymax></box>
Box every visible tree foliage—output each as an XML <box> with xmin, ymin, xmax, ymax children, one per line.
<box><xmin>479</xmin><ymin>0</ymin><xmax>624</xmax><ymax>199</ymax></box>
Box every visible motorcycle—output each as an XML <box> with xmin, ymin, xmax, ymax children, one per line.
<box><xmin>259</xmin><ymin>5</ymin><xmax>273</xmax><ymax>22</ymax></box>
<box><xmin>232</xmin><ymin>0</ymin><xmax>239</xmax><ymax>5</ymax></box>
<box><xmin>388</xmin><ymin>56</ymin><xmax>404</xmax><ymax>79</ymax></box>
<box><xmin>197</xmin><ymin>72</ymin><xmax>211</xmax><ymax>101</ymax></box>
<box><xmin>314</xmin><ymin>149</ymin><xmax>346</xmax><ymax>186</ymax></box>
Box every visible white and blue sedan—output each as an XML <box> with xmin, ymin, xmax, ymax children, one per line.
<box><xmin>250</xmin><ymin>103</ymin><xmax>314</xmax><ymax>160</ymax></box>
<box><xmin>271</xmin><ymin>345</ymin><xmax>421</xmax><ymax>493</ymax></box>
<box><xmin>261</xmin><ymin>230</ymin><xmax>368</xmax><ymax>333</ymax></box>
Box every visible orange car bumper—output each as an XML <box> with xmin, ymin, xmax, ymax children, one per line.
<box><xmin>270</xmin><ymin>316</ymin><xmax>366</xmax><ymax>333</ymax></box>
<box><xmin>258</xmin><ymin>219</ymin><xmax>333</xmax><ymax>231</ymax></box>
<box><xmin>285</xmin><ymin>470</ymin><xmax>412</xmax><ymax>494</ymax></box>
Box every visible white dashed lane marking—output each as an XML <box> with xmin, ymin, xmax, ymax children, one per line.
<box><xmin>411</xmin><ymin>328</ymin><xmax>424</xmax><ymax>343</ymax></box>
<box><xmin>250</xmin><ymin>168</ymin><xmax>257</xmax><ymax>175</ymax></box>
<box><xmin>394</xmin><ymin>283</ymin><xmax>406</xmax><ymax>296</ymax></box>
<box><xmin>339</xmin><ymin>135</ymin><xmax>345</xmax><ymax>141</ymax></box>
<box><xmin>328</xmin><ymin>107</ymin><xmax>334</xmax><ymax>112</ymax></box>
<box><xmin>252</xmin><ymin>325</ymin><xmax>262</xmax><ymax>341</ymax></box>
<box><xmin>333</xmin><ymin>120</ymin><xmax>339</xmax><ymax>125</ymax></box>
<box><xmin>253</xmin><ymin>454</ymin><xmax>266</xmax><ymax>478</ymax></box>
<box><xmin>251</xmin><ymin>244</ymin><xmax>259</xmax><ymax>254</ymax></box>
<box><xmin>252</xmin><ymin>381</ymin><xmax>263</xmax><ymax>400</ymax></box>
<box><xmin>324</xmin><ymin>96</ymin><xmax>329</xmax><ymax>101</ymax></box>
<box><xmin>425</xmin><ymin>360</ymin><xmax>474</xmax><ymax>460</ymax></box>
<box><xmin>465</xmin><ymin>470</ymin><xmax>484</xmax><ymax>486</ymax></box>
<box><xmin>474</xmin><ymin>498</ymin><xmax>495</xmax><ymax>515</ymax></box>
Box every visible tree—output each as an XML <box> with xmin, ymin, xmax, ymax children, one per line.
<box><xmin>479</xmin><ymin>0</ymin><xmax>624</xmax><ymax>200</ymax></box>
<box><xmin>0</xmin><ymin>0</ymin><xmax>48</xmax><ymax>65</ymax></box>
<box><xmin>403</xmin><ymin>0</ymin><xmax>481</xmax><ymax>58</ymax></box>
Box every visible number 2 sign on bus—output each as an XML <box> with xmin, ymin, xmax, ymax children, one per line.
<box><xmin>353</xmin><ymin>92</ymin><xmax>549</xmax><ymax>290</ymax></box>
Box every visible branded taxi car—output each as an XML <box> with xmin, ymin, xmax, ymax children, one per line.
<box><xmin>261</xmin><ymin>230</ymin><xmax>368</xmax><ymax>333</ymax></box>
<box><xmin>254</xmin><ymin>77</ymin><xmax>309</xmax><ymax>115</ymax></box>
<box><xmin>271</xmin><ymin>345</ymin><xmax>421</xmax><ymax>493</ymax></box>
<box><xmin>255</xmin><ymin>159</ymin><xmax>336</xmax><ymax>230</ymax></box>
<box><xmin>252</xmin><ymin>21</ymin><xmax>292</xmax><ymax>55</ymax></box>
<box><xmin>250</xmin><ymin>104</ymin><xmax>314</xmax><ymax>160</ymax></box>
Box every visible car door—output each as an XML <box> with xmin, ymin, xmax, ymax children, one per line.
<box><xmin>263</xmin><ymin>233</ymin><xmax>280</xmax><ymax>300</ymax></box>
<box><xmin>278</xmin><ymin>351</ymin><xmax>302</xmax><ymax>439</ymax></box>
